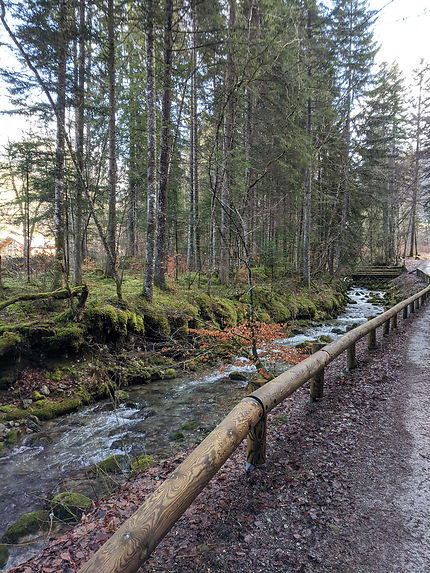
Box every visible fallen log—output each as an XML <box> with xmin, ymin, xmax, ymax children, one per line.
<box><xmin>0</xmin><ymin>285</ymin><xmax>87</xmax><ymax>311</ymax></box>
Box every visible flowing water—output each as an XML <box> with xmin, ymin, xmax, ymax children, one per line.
<box><xmin>0</xmin><ymin>287</ymin><xmax>384</xmax><ymax>569</ymax></box>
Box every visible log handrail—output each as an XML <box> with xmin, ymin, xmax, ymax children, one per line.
<box><xmin>79</xmin><ymin>271</ymin><xmax>430</xmax><ymax>573</ymax></box>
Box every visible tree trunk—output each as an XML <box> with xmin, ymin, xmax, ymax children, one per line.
<box><xmin>187</xmin><ymin>4</ymin><xmax>201</xmax><ymax>273</ymax></box>
<box><xmin>303</xmin><ymin>8</ymin><xmax>312</xmax><ymax>287</ymax></box>
<box><xmin>105</xmin><ymin>0</ymin><xmax>117</xmax><ymax>278</ymax></box>
<box><xmin>154</xmin><ymin>0</ymin><xmax>173</xmax><ymax>289</ymax></box>
<box><xmin>219</xmin><ymin>0</ymin><xmax>236</xmax><ymax>285</ymax></box>
<box><xmin>143</xmin><ymin>0</ymin><xmax>157</xmax><ymax>301</ymax></box>
<box><xmin>53</xmin><ymin>0</ymin><xmax>67</xmax><ymax>289</ymax></box>
<box><xmin>74</xmin><ymin>0</ymin><xmax>85</xmax><ymax>286</ymax></box>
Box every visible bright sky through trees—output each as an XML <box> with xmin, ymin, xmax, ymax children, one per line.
<box><xmin>0</xmin><ymin>0</ymin><xmax>429</xmax><ymax>148</ymax></box>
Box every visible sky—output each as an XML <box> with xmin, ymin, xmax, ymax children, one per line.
<box><xmin>0</xmin><ymin>0</ymin><xmax>429</xmax><ymax>149</ymax></box>
<box><xmin>371</xmin><ymin>0</ymin><xmax>430</xmax><ymax>78</ymax></box>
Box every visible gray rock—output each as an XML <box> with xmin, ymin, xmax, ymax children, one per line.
<box><xmin>22</xmin><ymin>399</ymin><xmax>33</xmax><ymax>409</ymax></box>
<box><xmin>40</xmin><ymin>384</ymin><xmax>50</xmax><ymax>396</ymax></box>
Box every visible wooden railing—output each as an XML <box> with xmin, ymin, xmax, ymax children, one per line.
<box><xmin>79</xmin><ymin>270</ymin><xmax>430</xmax><ymax>573</ymax></box>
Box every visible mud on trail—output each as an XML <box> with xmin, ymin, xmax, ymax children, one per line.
<box><xmin>9</xmin><ymin>275</ymin><xmax>430</xmax><ymax>573</ymax></box>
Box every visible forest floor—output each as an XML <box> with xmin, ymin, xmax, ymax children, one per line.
<box><xmin>7</xmin><ymin>258</ymin><xmax>430</xmax><ymax>573</ymax></box>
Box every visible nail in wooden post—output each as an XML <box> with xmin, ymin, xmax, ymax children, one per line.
<box><xmin>310</xmin><ymin>342</ymin><xmax>325</xmax><ymax>402</ymax></box>
<box><xmin>403</xmin><ymin>305</ymin><xmax>408</xmax><ymax>319</ymax></box>
<box><xmin>346</xmin><ymin>342</ymin><xmax>357</xmax><ymax>370</ymax></box>
<box><xmin>367</xmin><ymin>317</ymin><xmax>376</xmax><ymax>349</ymax></box>
<box><xmin>246</xmin><ymin>377</ymin><xmax>266</xmax><ymax>468</ymax></box>
<box><xmin>390</xmin><ymin>313</ymin><xmax>397</xmax><ymax>330</ymax></box>
<box><xmin>382</xmin><ymin>319</ymin><xmax>390</xmax><ymax>336</ymax></box>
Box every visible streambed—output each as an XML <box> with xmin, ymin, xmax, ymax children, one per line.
<box><xmin>0</xmin><ymin>286</ymin><xmax>384</xmax><ymax>569</ymax></box>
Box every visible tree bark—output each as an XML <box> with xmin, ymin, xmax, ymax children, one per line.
<box><xmin>155</xmin><ymin>0</ymin><xmax>173</xmax><ymax>289</ymax></box>
<box><xmin>53</xmin><ymin>0</ymin><xmax>67</xmax><ymax>289</ymax></box>
<box><xmin>74</xmin><ymin>0</ymin><xmax>85</xmax><ymax>286</ymax></box>
<box><xmin>143</xmin><ymin>0</ymin><xmax>157</xmax><ymax>301</ymax></box>
<box><xmin>303</xmin><ymin>8</ymin><xmax>312</xmax><ymax>287</ymax></box>
<box><xmin>219</xmin><ymin>0</ymin><xmax>236</xmax><ymax>285</ymax></box>
<box><xmin>105</xmin><ymin>0</ymin><xmax>117</xmax><ymax>278</ymax></box>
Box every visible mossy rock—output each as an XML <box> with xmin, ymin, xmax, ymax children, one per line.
<box><xmin>212</xmin><ymin>297</ymin><xmax>238</xmax><ymax>327</ymax></box>
<box><xmin>318</xmin><ymin>335</ymin><xmax>334</xmax><ymax>344</ymax></box>
<box><xmin>0</xmin><ymin>543</ymin><xmax>8</xmax><ymax>567</ymax></box>
<box><xmin>42</xmin><ymin>324</ymin><xmax>85</xmax><ymax>353</ymax></box>
<box><xmin>90</xmin><ymin>454</ymin><xmax>125</xmax><ymax>475</ymax></box>
<box><xmin>163</xmin><ymin>368</ymin><xmax>176</xmax><ymax>379</ymax></box>
<box><xmin>182</xmin><ymin>420</ymin><xmax>200</xmax><ymax>431</ymax></box>
<box><xmin>229</xmin><ymin>371</ymin><xmax>247</xmax><ymax>381</ymax></box>
<box><xmin>0</xmin><ymin>331</ymin><xmax>22</xmax><ymax>358</ymax></box>
<box><xmin>253</xmin><ymin>287</ymin><xmax>291</xmax><ymax>323</ymax></box>
<box><xmin>296</xmin><ymin>297</ymin><xmax>317</xmax><ymax>319</ymax></box>
<box><xmin>121</xmin><ymin>362</ymin><xmax>152</xmax><ymax>385</ymax></box>
<box><xmin>143</xmin><ymin>313</ymin><xmax>171</xmax><ymax>338</ymax></box>
<box><xmin>170</xmin><ymin>431</ymin><xmax>184</xmax><ymax>442</ymax></box>
<box><xmin>32</xmin><ymin>391</ymin><xmax>45</xmax><ymax>401</ymax></box>
<box><xmin>1</xmin><ymin>510</ymin><xmax>49</xmax><ymax>544</ymax></box>
<box><xmin>82</xmin><ymin>304</ymin><xmax>128</xmax><ymax>342</ymax></box>
<box><xmin>30</xmin><ymin>398</ymin><xmax>81</xmax><ymax>420</ymax></box>
<box><xmin>4</xmin><ymin>429</ymin><xmax>19</xmax><ymax>445</ymax></box>
<box><xmin>295</xmin><ymin>340</ymin><xmax>317</xmax><ymax>349</ymax></box>
<box><xmin>51</xmin><ymin>492</ymin><xmax>92</xmax><ymax>522</ymax></box>
<box><xmin>246</xmin><ymin>374</ymin><xmax>268</xmax><ymax>393</ymax></box>
<box><xmin>131</xmin><ymin>454</ymin><xmax>155</xmax><ymax>472</ymax></box>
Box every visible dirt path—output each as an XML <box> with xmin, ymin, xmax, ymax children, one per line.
<box><xmin>8</xmin><ymin>270</ymin><xmax>430</xmax><ymax>573</ymax></box>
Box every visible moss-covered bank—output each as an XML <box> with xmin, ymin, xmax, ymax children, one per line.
<box><xmin>0</xmin><ymin>274</ymin><xmax>347</xmax><ymax>437</ymax></box>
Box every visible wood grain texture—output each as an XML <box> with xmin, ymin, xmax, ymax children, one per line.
<box><xmin>79</xmin><ymin>280</ymin><xmax>430</xmax><ymax>573</ymax></box>
<box><xmin>79</xmin><ymin>398</ymin><xmax>262</xmax><ymax>573</ymax></box>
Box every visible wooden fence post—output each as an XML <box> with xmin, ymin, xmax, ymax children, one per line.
<box><xmin>246</xmin><ymin>378</ymin><xmax>267</xmax><ymax>469</ymax></box>
<box><xmin>382</xmin><ymin>320</ymin><xmax>390</xmax><ymax>336</ymax></box>
<box><xmin>367</xmin><ymin>317</ymin><xmax>377</xmax><ymax>349</ymax></box>
<box><xmin>403</xmin><ymin>305</ymin><xmax>408</xmax><ymax>319</ymax></box>
<box><xmin>410</xmin><ymin>300</ymin><xmax>415</xmax><ymax>314</ymax></box>
<box><xmin>390</xmin><ymin>313</ymin><xmax>397</xmax><ymax>330</ymax></box>
<box><xmin>310</xmin><ymin>343</ymin><xmax>325</xmax><ymax>402</ymax></box>
<box><xmin>346</xmin><ymin>342</ymin><xmax>357</xmax><ymax>370</ymax></box>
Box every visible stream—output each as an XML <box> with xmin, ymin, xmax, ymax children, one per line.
<box><xmin>0</xmin><ymin>286</ymin><xmax>384</xmax><ymax>569</ymax></box>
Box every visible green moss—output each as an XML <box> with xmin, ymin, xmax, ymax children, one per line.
<box><xmin>295</xmin><ymin>339</ymin><xmax>317</xmax><ymax>349</ymax></box>
<box><xmin>82</xmin><ymin>304</ymin><xmax>128</xmax><ymax>341</ymax></box>
<box><xmin>0</xmin><ymin>543</ymin><xmax>8</xmax><ymax>567</ymax></box>
<box><xmin>32</xmin><ymin>391</ymin><xmax>45</xmax><ymax>401</ymax></box>
<box><xmin>53</xmin><ymin>309</ymin><xmax>74</xmax><ymax>324</ymax></box>
<box><xmin>90</xmin><ymin>454</ymin><xmax>125</xmax><ymax>474</ymax></box>
<box><xmin>51</xmin><ymin>492</ymin><xmax>92</xmax><ymax>522</ymax></box>
<box><xmin>182</xmin><ymin>421</ymin><xmax>200</xmax><ymax>431</ymax></box>
<box><xmin>0</xmin><ymin>442</ymin><xmax>4</xmax><ymax>455</ymax></box>
<box><xmin>229</xmin><ymin>371</ymin><xmax>247</xmax><ymax>381</ymax></box>
<box><xmin>43</xmin><ymin>324</ymin><xmax>85</xmax><ymax>353</ymax></box>
<box><xmin>170</xmin><ymin>431</ymin><xmax>184</xmax><ymax>442</ymax></box>
<box><xmin>0</xmin><ymin>331</ymin><xmax>21</xmax><ymax>357</ymax></box>
<box><xmin>121</xmin><ymin>362</ymin><xmax>152</xmax><ymax>385</ymax></box>
<box><xmin>318</xmin><ymin>335</ymin><xmax>334</xmax><ymax>344</ymax></box>
<box><xmin>4</xmin><ymin>429</ymin><xmax>18</xmax><ymax>445</ymax></box>
<box><xmin>125</xmin><ymin>311</ymin><xmax>145</xmax><ymax>334</ymax></box>
<box><xmin>163</xmin><ymin>368</ymin><xmax>176</xmax><ymax>379</ymax></box>
<box><xmin>1</xmin><ymin>510</ymin><xmax>49</xmax><ymax>544</ymax></box>
<box><xmin>30</xmin><ymin>398</ymin><xmax>81</xmax><ymax>420</ymax></box>
<box><xmin>131</xmin><ymin>454</ymin><xmax>155</xmax><ymax>472</ymax></box>
<box><xmin>215</xmin><ymin>297</ymin><xmax>238</xmax><ymax>327</ymax></box>
<box><xmin>296</xmin><ymin>296</ymin><xmax>317</xmax><ymax>319</ymax></box>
